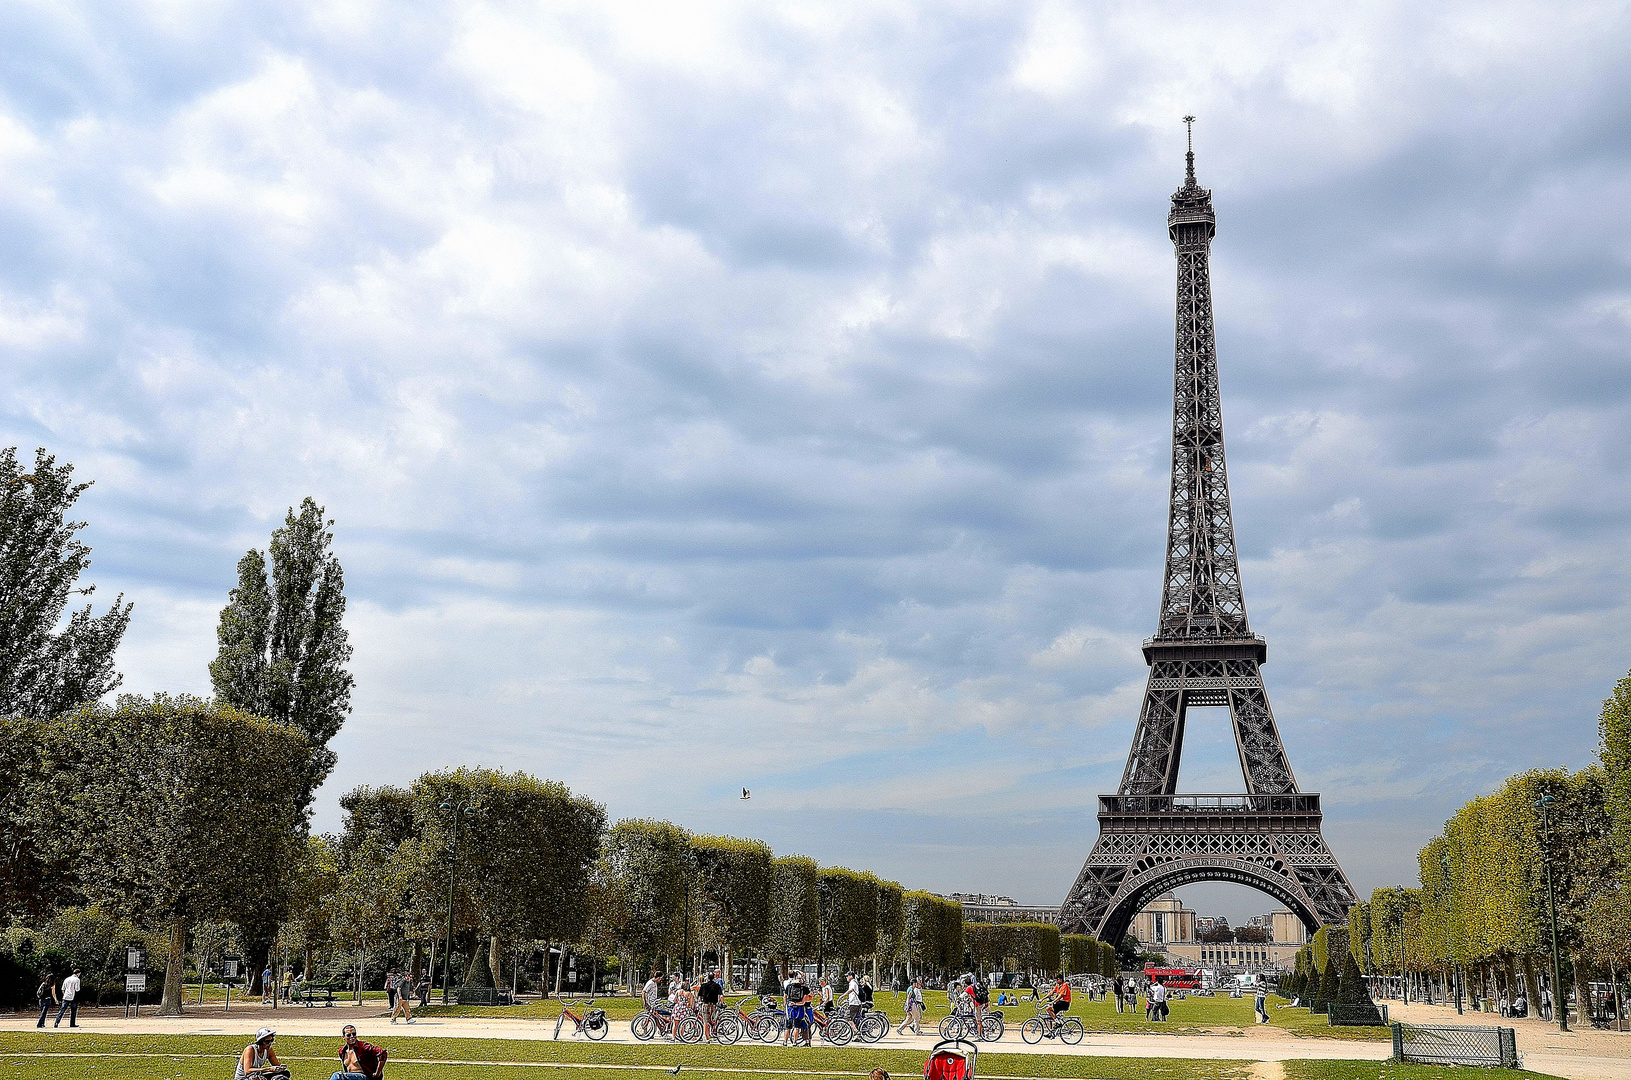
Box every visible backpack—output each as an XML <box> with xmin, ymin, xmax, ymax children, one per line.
<box><xmin>973</xmin><ymin>986</ymin><xmax>989</xmax><ymax>1006</ymax></box>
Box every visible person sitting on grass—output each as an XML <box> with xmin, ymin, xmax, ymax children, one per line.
<box><xmin>236</xmin><ymin>1028</ymin><xmax>288</xmax><ymax>1079</ymax></box>
<box><xmin>332</xmin><ymin>1024</ymin><xmax>387</xmax><ymax>1080</ymax></box>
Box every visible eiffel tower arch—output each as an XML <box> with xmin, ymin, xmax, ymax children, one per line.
<box><xmin>1059</xmin><ymin>123</ymin><xmax>1357</xmax><ymax>942</ymax></box>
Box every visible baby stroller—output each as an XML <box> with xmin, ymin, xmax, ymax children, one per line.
<box><xmin>925</xmin><ymin>1038</ymin><xmax>978</xmax><ymax>1080</ymax></box>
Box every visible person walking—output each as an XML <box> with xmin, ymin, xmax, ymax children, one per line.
<box><xmin>385</xmin><ymin>971</ymin><xmax>398</xmax><ymax>1011</ymax></box>
<box><xmin>331</xmin><ymin>1024</ymin><xmax>387</xmax><ymax>1080</ymax></box>
<box><xmin>820</xmin><ymin>977</ymin><xmax>834</xmax><ymax>1015</ymax></box>
<box><xmin>262</xmin><ymin>966</ymin><xmax>275</xmax><ymax>1005</ymax></box>
<box><xmin>35</xmin><ymin>973</ymin><xmax>58</xmax><ymax>1028</ymax></box>
<box><xmin>390</xmin><ymin>971</ymin><xmax>415</xmax><ymax>1024</ymax></box>
<box><xmin>1150</xmin><ymin>979</ymin><xmax>1167</xmax><ymax>1022</ymax></box>
<box><xmin>1113</xmin><ymin>975</ymin><xmax>1124</xmax><ymax>1013</ymax></box>
<box><xmin>900</xmin><ymin>977</ymin><xmax>924</xmax><ymax>1035</ymax></box>
<box><xmin>281</xmin><ymin>968</ymin><xmax>294</xmax><ymax>1003</ymax></box>
<box><xmin>846</xmin><ymin>973</ymin><xmax>862</xmax><ymax>1026</ymax></box>
<box><xmin>53</xmin><ymin>968</ymin><xmax>81</xmax><ymax>1028</ymax></box>
<box><xmin>1254</xmin><ymin>985</ymin><xmax>1269</xmax><ymax>1024</ymax></box>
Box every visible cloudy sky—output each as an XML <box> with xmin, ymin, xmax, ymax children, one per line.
<box><xmin>6</xmin><ymin>1</ymin><xmax>1631</xmax><ymax>921</ymax></box>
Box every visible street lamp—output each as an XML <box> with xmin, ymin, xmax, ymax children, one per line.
<box><xmin>440</xmin><ymin>799</ymin><xmax>473</xmax><ymax>1005</ymax></box>
<box><xmin>1438</xmin><ymin>849</ymin><xmax>1461</xmax><ymax>1015</ymax></box>
<box><xmin>1394</xmin><ymin>886</ymin><xmax>1409</xmax><ymax>1006</ymax></box>
<box><xmin>1535</xmin><ymin>794</ymin><xmax>1568</xmax><ymax>1032</ymax></box>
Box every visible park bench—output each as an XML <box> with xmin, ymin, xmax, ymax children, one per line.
<box><xmin>291</xmin><ymin>981</ymin><xmax>342</xmax><ymax>1007</ymax></box>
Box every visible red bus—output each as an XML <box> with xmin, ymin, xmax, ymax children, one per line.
<box><xmin>1142</xmin><ymin>964</ymin><xmax>1200</xmax><ymax>989</ymax></box>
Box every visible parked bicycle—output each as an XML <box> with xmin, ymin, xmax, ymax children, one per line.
<box><xmin>632</xmin><ymin>1004</ymin><xmax>703</xmax><ymax>1043</ymax></box>
<box><xmin>1018</xmin><ymin>994</ymin><xmax>1082</xmax><ymax>1045</ymax></box>
<box><xmin>554</xmin><ymin>996</ymin><xmax>610</xmax><ymax>1041</ymax></box>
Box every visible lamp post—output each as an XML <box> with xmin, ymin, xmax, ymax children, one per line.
<box><xmin>1535</xmin><ymin>794</ymin><xmax>1568</xmax><ymax>1032</ymax></box>
<box><xmin>1395</xmin><ymin>886</ymin><xmax>1408</xmax><ymax>1005</ymax></box>
<box><xmin>1439</xmin><ymin>849</ymin><xmax>1461</xmax><ymax>1015</ymax></box>
<box><xmin>440</xmin><ymin>799</ymin><xmax>472</xmax><ymax>1005</ymax></box>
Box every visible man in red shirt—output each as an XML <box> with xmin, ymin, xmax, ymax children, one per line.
<box><xmin>332</xmin><ymin>1025</ymin><xmax>387</xmax><ymax>1080</ymax></box>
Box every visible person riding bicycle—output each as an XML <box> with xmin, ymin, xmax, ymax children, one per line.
<box><xmin>643</xmin><ymin>975</ymin><xmax>662</xmax><ymax>1012</ymax></box>
<box><xmin>1048</xmin><ymin>976</ymin><xmax>1071</xmax><ymax>1029</ymax></box>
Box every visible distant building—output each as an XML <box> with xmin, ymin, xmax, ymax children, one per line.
<box><xmin>1130</xmin><ymin>893</ymin><xmax>1196</xmax><ymax>945</ymax></box>
<box><xmin>1195</xmin><ymin>915</ymin><xmax>1229</xmax><ymax>935</ymax></box>
<box><xmin>1155</xmin><ymin>909</ymin><xmax>1309</xmax><ymax>973</ymax></box>
<box><xmin>940</xmin><ymin>893</ymin><xmax>1061</xmax><ymax>925</ymax></box>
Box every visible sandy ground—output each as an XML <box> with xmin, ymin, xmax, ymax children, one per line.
<box><xmin>4</xmin><ymin>1000</ymin><xmax>1624</xmax><ymax>1080</ymax></box>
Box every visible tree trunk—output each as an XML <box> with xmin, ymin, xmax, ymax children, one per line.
<box><xmin>554</xmin><ymin>944</ymin><xmax>568</xmax><ymax>996</ymax></box>
<box><xmin>158</xmin><ymin>917</ymin><xmax>188</xmax><ymax>1016</ymax></box>
<box><xmin>489</xmin><ymin>936</ymin><xmax>502</xmax><ymax>991</ymax></box>
<box><xmin>1573</xmin><ymin>954</ymin><xmax>1592</xmax><ymax>1025</ymax></box>
<box><xmin>410</xmin><ymin>941</ymin><xmax>424</xmax><ymax>983</ymax></box>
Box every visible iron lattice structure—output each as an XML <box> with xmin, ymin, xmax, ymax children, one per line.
<box><xmin>1059</xmin><ymin>129</ymin><xmax>1357</xmax><ymax>943</ymax></box>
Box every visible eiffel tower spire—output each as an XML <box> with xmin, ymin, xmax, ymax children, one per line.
<box><xmin>1058</xmin><ymin>121</ymin><xmax>1357</xmax><ymax>942</ymax></box>
<box><xmin>1159</xmin><ymin>125</ymin><xmax>1249</xmax><ymax>643</ymax></box>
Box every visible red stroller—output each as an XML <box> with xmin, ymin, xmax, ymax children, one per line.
<box><xmin>925</xmin><ymin>1039</ymin><xmax>978</xmax><ymax>1080</ymax></box>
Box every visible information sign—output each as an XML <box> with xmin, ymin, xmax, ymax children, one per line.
<box><xmin>127</xmin><ymin>947</ymin><xmax>146</xmax><ymax>971</ymax></box>
<box><xmin>224</xmin><ymin>959</ymin><xmax>240</xmax><ymax>979</ymax></box>
<box><xmin>126</xmin><ymin>974</ymin><xmax>147</xmax><ymax>992</ymax></box>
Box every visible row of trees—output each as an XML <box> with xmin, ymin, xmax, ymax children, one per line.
<box><xmin>961</xmin><ymin>922</ymin><xmax>1116</xmax><ymax>978</ymax></box>
<box><xmin>1334</xmin><ymin>669</ymin><xmax>1631</xmax><ymax>1017</ymax></box>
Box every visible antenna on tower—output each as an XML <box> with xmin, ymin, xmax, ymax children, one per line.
<box><xmin>1182</xmin><ymin>115</ymin><xmax>1197</xmax><ymax>186</ymax></box>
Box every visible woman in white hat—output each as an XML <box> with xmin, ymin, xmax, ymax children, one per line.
<box><xmin>236</xmin><ymin>1028</ymin><xmax>287</xmax><ymax>1078</ymax></box>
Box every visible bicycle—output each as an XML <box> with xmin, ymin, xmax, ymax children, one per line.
<box><xmin>854</xmin><ymin>1003</ymin><xmax>891</xmax><ymax>1042</ymax></box>
<box><xmin>809</xmin><ymin>1006</ymin><xmax>856</xmax><ymax>1045</ymax></box>
<box><xmin>938</xmin><ymin>996</ymin><xmax>1004</xmax><ymax>1042</ymax></box>
<box><xmin>631</xmin><ymin>1004</ymin><xmax>703</xmax><ymax>1043</ymax></box>
<box><xmin>1018</xmin><ymin>994</ymin><xmax>1083</xmax><ymax>1045</ymax></box>
<box><xmin>554</xmin><ymin>996</ymin><xmax>610</xmax><ymax>1041</ymax></box>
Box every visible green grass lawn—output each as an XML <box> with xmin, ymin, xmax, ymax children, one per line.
<box><xmin>0</xmin><ymin>1032</ymin><xmax>1251</xmax><ymax>1080</ymax></box>
<box><xmin>0</xmin><ymin>1034</ymin><xmax>1571</xmax><ymax>1080</ymax></box>
<box><xmin>1283</xmin><ymin>1061</ymin><xmax>1565</xmax><ymax>1080</ymax></box>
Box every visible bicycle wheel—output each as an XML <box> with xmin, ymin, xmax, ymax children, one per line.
<box><xmin>823</xmin><ymin>1017</ymin><xmax>854</xmax><ymax>1046</ymax></box>
<box><xmin>714</xmin><ymin>1012</ymin><xmax>743</xmax><ymax>1045</ymax></box>
<box><xmin>860</xmin><ymin>1012</ymin><xmax>888</xmax><ymax>1042</ymax></box>
<box><xmin>554</xmin><ymin>1013</ymin><xmax>567</xmax><ymax>1040</ymax></box>
<box><xmin>981</xmin><ymin>1014</ymin><xmax>1004</xmax><ymax>1041</ymax></box>
<box><xmin>1020</xmin><ymin>1017</ymin><xmax>1044</xmax><ymax>1044</ymax></box>
<box><xmin>937</xmin><ymin>1015</ymin><xmax>962</xmax><ymax>1040</ymax></box>
<box><xmin>585</xmin><ymin>1010</ymin><xmax>609</xmax><ymax>1041</ymax></box>
<box><xmin>677</xmin><ymin>1016</ymin><xmax>704</xmax><ymax>1044</ymax></box>
<box><xmin>1060</xmin><ymin>1018</ymin><xmax>1083</xmax><ymax>1045</ymax></box>
<box><xmin>630</xmin><ymin>1011</ymin><xmax>656</xmax><ymax>1041</ymax></box>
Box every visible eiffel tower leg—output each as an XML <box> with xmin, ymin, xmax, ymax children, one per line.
<box><xmin>1223</xmin><ymin>658</ymin><xmax>1296</xmax><ymax>795</ymax></box>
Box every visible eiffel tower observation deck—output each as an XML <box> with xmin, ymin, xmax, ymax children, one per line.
<box><xmin>1059</xmin><ymin>121</ymin><xmax>1358</xmax><ymax>941</ymax></box>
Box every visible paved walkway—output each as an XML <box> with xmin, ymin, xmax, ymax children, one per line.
<box><xmin>4</xmin><ymin>1001</ymin><xmax>1624</xmax><ymax>1080</ymax></box>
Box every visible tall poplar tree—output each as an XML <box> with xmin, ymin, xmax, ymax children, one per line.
<box><xmin>210</xmin><ymin>496</ymin><xmax>353</xmax><ymax>807</ymax></box>
<box><xmin>0</xmin><ymin>447</ymin><xmax>132</xmax><ymax>721</ymax></box>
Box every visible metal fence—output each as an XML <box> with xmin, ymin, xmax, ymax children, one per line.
<box><xmin>1392</xmin><ymin>1023</ymin><xmax>1518</xmax><ymax>1068</ymax></box>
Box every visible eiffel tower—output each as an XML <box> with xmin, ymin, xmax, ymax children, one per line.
<box><xmin>1059</xmin><ymin>121</ymin><xmax>1357</xmax><ymax>942</ymax></box>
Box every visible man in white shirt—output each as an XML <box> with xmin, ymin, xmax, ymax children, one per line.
<box><xmin>642</xmin><ymin>975</ymin><xmax>661</xmax><ymax>1011</ymax></box>
<box><xmin>55</xmin><ymin>968</ymin><xmax>82</xmax><ymax>1028</ymax></box>
<box><xmin>1149</xmin><ymin>979</ymin><xmax>1167</xmax><ymax>1022</ymax></box>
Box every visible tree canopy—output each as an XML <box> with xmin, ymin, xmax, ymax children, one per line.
<box><xmin>0</xmin><ymin>447</ymin><xmax>131</xmax><ymax>723</ymax></box>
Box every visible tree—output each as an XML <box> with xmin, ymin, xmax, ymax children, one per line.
<box><xmin>0</xmin><ymin>447</ymin><xmax>131</xmax><ymax>721</ymax></box>
<box><xmin>601</xmin><ymin>820</ymin><xmax>691</xmax><ymax>967</ymax></box>
<box><xmin>53</xmin><ymin>695</ymin><xmax>310</xmax><ymax>1015</ymax></box>
<box><xmin>1603</xmin><ymin>670</ymin><xmax>1631</xmax><ymax>882</ymax></box>
<box><xmin>817</xmin><ymin>868</ymin><xmax>878</xmax><ymax>971</ymax></box>
<box><xmin>769</xmin><ymin>857</ymin><xmax>819</xmax><ymax>973</ymax></box>
<box><xmin>210</xmin><ymin>497</ymin><xmax>353</xmax><ymax>807</ymax></box>
<box><xmin>0</xmin><ymin>715</ymin><xmax>85</xmax><ymax>920</ymax></box>
<box><xmin>330</xmin><ymin>832</ymin><xmax>408</xmax><ymax>1002</ymax></box>
<box><xmin>690</xmin><ymin>834</ymin><xmax>773</xmax><ymax>976</ymax></box>
<box><xmin>1200</xmin><ymin>926</ymin><xmax>1235</xmax><ymax>943</ymax></box>
<box><xmin>1337</xmin><ymin>946</ymin><xmax>1371</xmax><ymax>1005</ymax></box>
<box><xmin>1116</xmin><ymin>933</ymin><xmax>1142</xmax><ymax>969</ymax></box>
